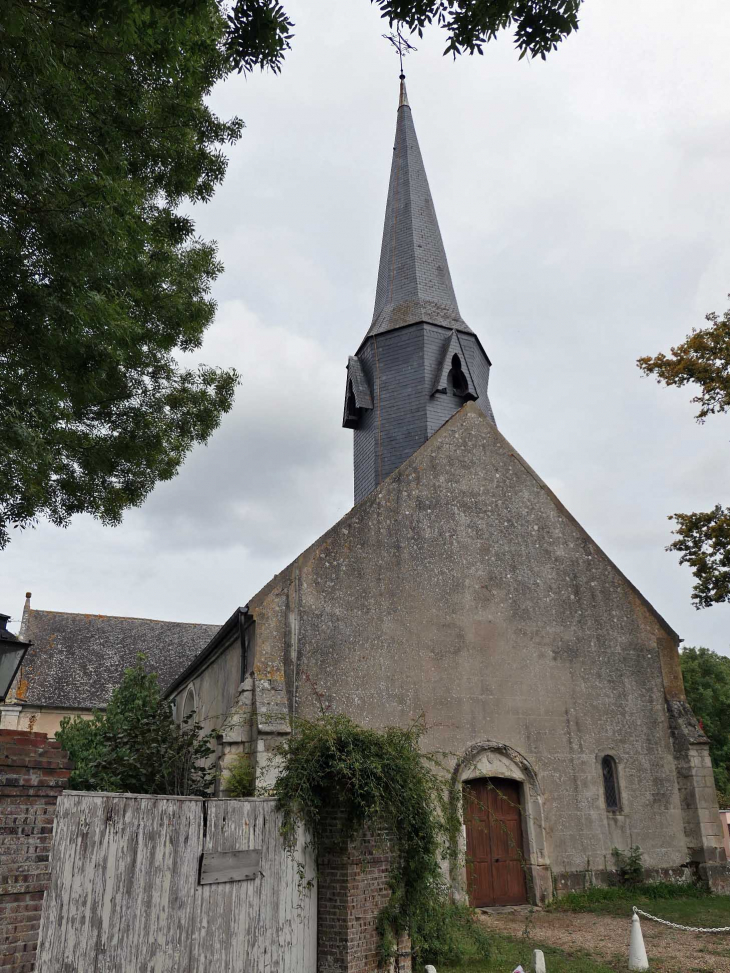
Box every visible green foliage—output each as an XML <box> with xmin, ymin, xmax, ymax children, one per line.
<box><xmin>223</xmin><ymin>753</ymin><xmax>256</xmax><ymax>798</ymax></box>
<box><xmin>638</xmin><ymin>302</ymin><xmax>730</xmax><ymax>607</ymax></box>
<box><xmin>57</xmin><ymin>657</ymin><xmax>216</xmax><ymax>795</ymax></box>
<box><xmin>638</xmin><ymin>305</ymin><xmax>730</xmax><ymax>422</ymax></box>
<box><xmin>680</xmin><ymin>646</ymin><xmax>730</xmax><ymax>803</ymax></box>
<box><xmin>374</xmin><ymin>0</ymin><xmax>582</xmax><ymax>61</ymax></box>
<box><xmin>547</xmin><ymin>881</ymin><xmax>708</xmax><ymax>914</ymax></box>
<box><xmin>611</xmin><ymin>846</ymin><xmax>643</xmax><ymax>887</ymax></box>
<box><xmin>225</xmin><ymin>0</ymin><xmax>294</xmax><ymax>74</ymax></box>
<box><xmin>668</xmin><ymin>507</ymin><xmax>730</xmax><ymax>608</ymax></box>
<box><xmin>273</xmin><ymin>713</ymin><xmax>489</xmax><ymax>967</ymax></box>
<box><xmin>1</xmin><ymin>0</ymin><xmax>243</xmax><ymax>548</ymax></box>
<box><xmin>440</xmin><ymin>931</ymin><xmax>625</xmax><ymax>973</ymax></box>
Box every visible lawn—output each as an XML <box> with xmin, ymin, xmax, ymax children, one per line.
<box><xmin>546</xmin><ymin>883</ymin><xmax>730</xmax><ymax>927</ymax></box>
<box><xmin>436</xmin><ymin>885</ymin><xmax>730</xmax><ymax>973</ymax></box>
<box><xmin>439</xmin><ymin>932</ymin><xmax>618</xmax><ymax>973</ymax></box>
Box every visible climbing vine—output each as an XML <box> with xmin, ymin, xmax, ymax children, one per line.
<box><xmin>273</xmin><ymin>712</ymin><xmax>489</xmax><ymax>966</ymax></box>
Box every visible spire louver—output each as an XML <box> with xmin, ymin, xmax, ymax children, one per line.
<box><xmin>366</xmin><ymin>79</ymin><xmax>472</xmax><ymax>340</ymax></box>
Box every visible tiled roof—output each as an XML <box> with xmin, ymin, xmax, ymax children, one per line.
<box><xmin>15</xmin><ymin>605</ymin><xmax>220</xmax><ymax>709</ymax></box>
<box><xmin>365</xmin><ymin>79</ymin><xmax>472</xmax><ymax>342</ymax></box>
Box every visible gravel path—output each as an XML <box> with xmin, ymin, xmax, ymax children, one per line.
<box><xmin>479</xmin><ymin>908</ymin><xmax>730</xmax><ymax>972</ymax></box>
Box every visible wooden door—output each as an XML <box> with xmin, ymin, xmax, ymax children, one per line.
<box><xmin>463</xmin><ymin>778</ymin><xmax>528</xmax><ymax>907</ymax></box>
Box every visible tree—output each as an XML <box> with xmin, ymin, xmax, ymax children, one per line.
<box><xmin>638</xmin><ymin>304</ymin><xmax>730</xmax><ymax>607</ymax></box>
<box><xmin>680</xmin><ymin>647</ymin><xmax>730</xmax><ymax>804</ymax></box>
<box><xmin>374</xmin><ymin>0</ymin><xmax>582</xmax><ymax>61</ymax></box>
<box><xmin>2</xmin><ymin>0</ymin><xmax>580</xmax><ymax>549</ymax></box>
<box><xmin>57</xmin><ymin>657</ymin><xmax>216</xmax><ymax>795</ymax></box>
<box><xmin>1</xmin><ymin>0</ymin><xmax>245</xmax><ymax>548</ymax></box>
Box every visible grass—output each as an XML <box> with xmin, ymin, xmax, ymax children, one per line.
<box><xmin>439</xmin><ymin>932</ymin><xmax>618</xmax><ymax>973</ymax></box>
<box><xmin>438</xmin><ymin>885</ymin><xmax>730</xmax><ymax>972</ymax></box>
<box><xmin>546</xmin><ymin>882</ymin><xmax>730</xmax><ymax>926</ymax></box>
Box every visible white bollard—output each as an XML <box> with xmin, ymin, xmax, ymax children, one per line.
<box><xmin>533</xmin><ymin>948</ymin><xmax>547</xmax><ymax>972</ymax></box>
<box><xmin>424</xmin><ymin>967</ymin><xmax>437</xmax><ymax>973</ymax></box>
<box><xmin>628</xmin><ymin>912</ymin><xmax>649</xmax><ymax>971</ymax></box>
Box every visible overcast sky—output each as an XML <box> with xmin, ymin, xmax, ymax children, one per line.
<box><xmin>2</xmin><ymin>0</ymin><xmax>729</xmax><ymax>654</ymax></box>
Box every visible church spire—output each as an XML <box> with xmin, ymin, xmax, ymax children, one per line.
<box><xmin>344</xmin><ymin>78</ymin><xmax>494</xmax><ymax>505</ymax></box>
<box><xmin>366</xmin><ymin>78</ymin><xmax>472</xmax><ymax>340</ymax></box>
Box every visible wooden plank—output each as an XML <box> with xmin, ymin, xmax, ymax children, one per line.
<box><xmin>199</xmin><ymin>849</ymin><xmax>262</xmax><ymax>884</ymax></box>
<box><xmin>38</xmin><ymin>794</ymin><xmax>314</xmax><ymax>973</ymax></box>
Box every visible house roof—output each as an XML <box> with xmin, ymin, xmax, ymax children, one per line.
<box><xmin>14</xmin><ymin>598</ymin><xmax>220</xmax><ymax>709</ymax></box>
<box><xmin>364</xmin><ymin>78</ymin><xmax>472</xmax><ymax>343</ymax></box>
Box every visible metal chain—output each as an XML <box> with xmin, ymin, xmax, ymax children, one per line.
<box><xmin>633</xmin><ymin>906</ymin><xmax>730</xmax><ymax>934</ymax></box>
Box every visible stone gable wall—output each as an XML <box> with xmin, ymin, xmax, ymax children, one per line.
<box><xmin>245</xmin><ymin>405</ymin><xmax>713</xmax><ymax>888</ymax></box>
<box><xmin>0</xmin><ymin>730</ymin><xmax>71</xmax><ymax>972</ymax></box>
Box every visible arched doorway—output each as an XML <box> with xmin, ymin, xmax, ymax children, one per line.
<box><xmin>463</xmin><ymin>777</ymin><xmax>528</xmax><ymax>907</ymax></box>
<box><xmin>452</xmin><ymin>741</ymin><xmax>552</xmax><ymax>906</ymax></box>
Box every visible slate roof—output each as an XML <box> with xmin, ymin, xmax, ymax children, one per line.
<box><xmin>365</xmin><ymin>79</ymin><xmax>472</xmax><ymax>342</ymax></box>
<box><xmin>15</xmin><ymin>602</ymin><xmax>220</xmax><ymax>709</ymax></box>
<box><xmin>346</xmin><ymin>356</ymin><xmax>373</xmax><ymax>408</ymax></box>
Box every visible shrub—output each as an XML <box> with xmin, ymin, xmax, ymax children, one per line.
<box><xmin>612</xmin><ymin>846</ymin><xmax>644</xmax><ymax>887</ymax></box>
<box><xmin>57</xmin><ymin>656</ymin><xmax>216</xmax><ymax>796</ymax></box>
<box><xmin>223</xmin><ymin>754</ymin><xmax>256</xmax><ymax>798</ymax></box>
<box><xmin>273</xmin><ymin>712</ymin><xmax>490</xmax><ymax>967</ymax></box>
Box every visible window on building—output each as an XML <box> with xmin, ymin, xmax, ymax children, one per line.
<box><xmin>601</xmin><ymin>755</ymin><xmax>621</xmax><ymax>811</ymax></box>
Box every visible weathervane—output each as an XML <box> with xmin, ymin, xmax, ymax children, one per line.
<box><xmin>382</xmin><ymin>29</ymin><xmax>417</xmax><ymax>78</ymax></box>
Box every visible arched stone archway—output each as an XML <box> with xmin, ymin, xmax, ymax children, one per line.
<box><xmin>181</xmin><ymin>684</ymin><xmax>197</xmax><ymax>723</ymax></box>
<box><xmin>451</xmin><ymin>741</ymin><xmax>552</xmax><ymax>906</ymax></box>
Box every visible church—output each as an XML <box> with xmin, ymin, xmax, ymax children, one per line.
<box><xmin>166</xmin><ymin>78</ymin><xmax>728</xmax><ymax>904</ymax></box>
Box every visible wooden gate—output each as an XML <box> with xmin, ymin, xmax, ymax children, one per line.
<box><xmin>463</xmin><ymin>777</ymin><xmax>528</xmax><ymax>907</ymax></box>
<box><xmin>36</xmin><ymin>793</ymin><xmax>316</xmax><ymax>973</ymax></box>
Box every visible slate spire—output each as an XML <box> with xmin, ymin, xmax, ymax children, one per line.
<box><xmin>344</xmin><ymin>77</ymin><xmax>494</xmax><ymax>505</ymax></box>
<box><xmin>367</xmin><ymin>78</ymin><xmax>472</xmax><ymax>339</ymax></box>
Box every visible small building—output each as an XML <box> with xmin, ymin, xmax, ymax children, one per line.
<box><xmin>164</xmin><ymin>78</ymin><xmax>727</xmax><ymax>900</ymax></box>
<box><xmin>0</xmin><ymin>593</ymin><xmax>219</xmax><ymax>736</ymax></box>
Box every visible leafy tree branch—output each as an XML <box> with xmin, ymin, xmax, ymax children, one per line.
<box><xmin>638</xmin><ymin>301</ymin><xmax>730</xmax><ymax>607</ymax></box>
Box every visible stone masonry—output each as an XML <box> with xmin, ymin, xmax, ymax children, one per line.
<box><xmin>0</xmin><ymin>730</ymin><xmax>71</xmax><ymax>972</ymax></box>
<box><xmin>317</xmin><ymin>811</ymin><xmax>411</xmax><ymax>973</ymax></box>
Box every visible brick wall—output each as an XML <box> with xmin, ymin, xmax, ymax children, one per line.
<box><xmin>317</xmin><ymin>811</ymin><xmax>411</xmax><ymax>973</ymax></box>
<box><xmin>0</xmin><ymin>730</ymin><xmax>71</xmax><ymax>972</ymax></box>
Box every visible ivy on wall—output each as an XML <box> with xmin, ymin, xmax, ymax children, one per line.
<box><xmin>272</xmin><ymin>712</ymin><xmax>489</xmax><ymax>966</ymax></box>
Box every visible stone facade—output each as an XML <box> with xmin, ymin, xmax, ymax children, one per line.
<box><xmin>0</xmin><ymin>731</ymin><xmax>71</xmax><ymax>972</ymax></box>
<box><xmin>169</xmin><ymin>404</ymin><xmax>728</xmax><ymax>895</ymax></box>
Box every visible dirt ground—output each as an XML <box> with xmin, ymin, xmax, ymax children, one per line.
<box><xmin>479</xmin><ymin>908</ymin><xmax>730</xmax><ymax>973</ymax></box>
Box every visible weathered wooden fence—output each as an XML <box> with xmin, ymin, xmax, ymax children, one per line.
<box><xmin>36</xmin><ymin>793</ymin><xmax>316</xmax><ymax>973</ymax></box>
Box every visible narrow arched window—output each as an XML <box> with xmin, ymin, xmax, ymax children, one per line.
<box><xmin>601</xmin><ymin>755</ymin><xmax>621</xmax><ymax>811</ymax></box>
<box><xmin>181</xmin><ymin>685</ymin><xmax>196</xmax><ymax>725</ymax></box>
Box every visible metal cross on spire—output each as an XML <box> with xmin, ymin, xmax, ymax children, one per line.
<box><xmin>382</xmin><ymin>28</ymin><xmax>417</xmax><ymax>78</ymax></box>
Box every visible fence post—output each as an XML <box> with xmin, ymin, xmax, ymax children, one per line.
<box><xmin>629</xmin><ymin>911</ymin><xmax>649</xmax><ymax>971</ymax></box>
